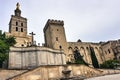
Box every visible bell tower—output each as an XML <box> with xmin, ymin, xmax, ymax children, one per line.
<box><xmin>9</xmin><ymin>3</ymin><xmax>27</xmax><ymax>37</ymax></box>
<box><xmin>7</xmin><ymin>3</ymin><xmax>32</xmax><ymax>47</ymax></box>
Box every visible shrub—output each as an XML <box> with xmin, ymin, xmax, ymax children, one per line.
<box><xmin>100</xmin><ymin>60</ymin><xmax>120</xmax><ymax>69</ymax></box>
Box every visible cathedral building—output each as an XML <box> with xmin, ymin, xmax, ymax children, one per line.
<box><xmin>6</xmin><ymin>3</ymin><xmax>120</xmax><ymax>69</ymax></box>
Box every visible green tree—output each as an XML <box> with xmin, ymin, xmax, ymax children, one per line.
<box><xmin>0</xmin><ymin>32</ymin><xmax>16</xmax><ymax>67</ymax></box>
<box><xmin>90</xmin><ymin>47</ymin><xmax>99</xmax><ymax>68</ymax></box>
<box><xmin>0</xmin><ymin>40</ymin><xmax>9</xmax><ymax>53</ymax></box>
<box><xmin>74</xmin><ymin>50</ymin><xmax>88</xmax><ymax>66</ymax></box>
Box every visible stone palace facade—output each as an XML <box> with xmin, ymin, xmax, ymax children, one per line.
<box><xmin>6</xmin><ymin>3</ymin><xmax>120</xmax><ymax>69</ymax></box>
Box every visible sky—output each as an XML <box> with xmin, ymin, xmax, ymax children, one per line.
<box><xmin>0</xmin><ymin>0</ymin><xmax>120</xmax><ymax>45</ymax></box>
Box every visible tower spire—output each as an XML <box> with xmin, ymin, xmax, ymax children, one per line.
<box><xmin>14</xmin><ymin>2</ymin><xmax>21</xmax><ymax>16</ymax></box>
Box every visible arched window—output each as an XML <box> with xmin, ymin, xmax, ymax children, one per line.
<box><xmin>16</xmin><ymin>22</ymin><xmax>18</xmax><ymax>26</ymax></box>
<box><xmin>21</xmin><ymin>23</ymin><xmax>23</xmax><ymax>26</ymax></box>
<box><xmin>21</xmin><ymin>28</ymin><xmax>23</xmax><ymax>32</ymax></box>
<box><xmin>59</xmin><ymin>45</ymin><xmax>62</xmax><ymax>49</ymax></box>
<box><xmin>16</xmin><ymin>27</ymin><xmax>18</xmax><ymax>31</ymax></box>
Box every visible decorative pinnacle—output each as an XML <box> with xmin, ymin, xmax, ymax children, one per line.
<box><xmin>16</xmin><ymin>2</ymin><xmax>20</xmax><ymax>9</ymax></box>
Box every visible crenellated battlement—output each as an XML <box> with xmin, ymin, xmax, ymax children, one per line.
<box><xmin>44</xmin><ymin>19</ymin><xmax>64</xmax><ymax>32</ymax></box>
<box><xmin>47</xmin><ymin>19</ymin><xmax>64</xmax><ymax>25</ymax></box>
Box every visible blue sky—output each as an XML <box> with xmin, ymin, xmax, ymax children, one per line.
<box><xmin>0</xmin><ymin>0</ymin><xmax>120</xmax><ymax>45</ymax></box>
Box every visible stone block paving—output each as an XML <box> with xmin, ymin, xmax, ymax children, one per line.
<box><xmin>85</xmin><ymin>74</ymin><xmax>120</xmax><ymax>80</ymax></box>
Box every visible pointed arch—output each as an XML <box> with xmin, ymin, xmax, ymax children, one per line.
<box><xmin>68</xmin><ymin>46</ymin><xmax>74</xmax><ymax>62</ymax></box>
<box><xmin>94</xmin><ymin>47</ymin><xmax>103</xmax><ymax>64</ymax></box>
<box><xmin>74</xmin><ymin>46</ymin><xmax>79</xmax><ymax>51</ymax></box>
<box><xmin>68</xmin><ymin>46</ymin><xmax>73</xmax><ymax>54</ymax></box>
<box><xmin>86</xmin><ymin>46</ymin><xmax>92</xmax><ymax>64</ymax></box>
<box><xmin>68</xmin><ymin>46</ymin><xmax>72</xmax><ymax>49</ymax></box>
<box><xmin>80</xmin><ymin>46</ymin><xmax>87</xmax><ymax>62</ymax></box>
<box><xmin>99</xmin><ymin>47</ymin><xmax>105</xmax><ymax>61</ymax></box>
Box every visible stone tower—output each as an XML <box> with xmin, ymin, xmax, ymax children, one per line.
<box><xmin>9</xmin><ymin>3</ymin><xmax>27</xmax><ymax>37</ymax></box>
<box><xmin>44</xmin><ymin>19</ymin><xmax>68</xmax><ymax>53</ymax></box>
<box><xmin>6</xmin><ymin>3</ymin><xmax>32</xmax><ymax>47</ymax></box>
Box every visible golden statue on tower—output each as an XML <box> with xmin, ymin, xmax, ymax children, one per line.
<box><xmin>16</xmin><ymin>2</ymin><xmax>20</xmax><ymax>9</ymax></box>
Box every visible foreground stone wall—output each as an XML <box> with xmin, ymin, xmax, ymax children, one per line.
<box><xmin>8</xmin><ymin>47</ymin><xmax>66</xmax><ymax>69</ymax></box>
<box><xmin>7</xmin><ymin>65</ymin><xmax>104</xmax><ymax>80</ymax></box>
<box><xmin>1</xmin><ymin>65</ymin><xmax>119</xmax><ymax>80</ymax></box>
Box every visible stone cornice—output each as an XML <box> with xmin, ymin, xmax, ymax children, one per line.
<box><xmin>9</xmin><ymin>46</ymin><xmax>64</xmax><ymax>54</ymax></box>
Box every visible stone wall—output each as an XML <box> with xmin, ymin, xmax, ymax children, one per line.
<box><xmin>8</xmin><ymin>47</ymin><xmax>66</xmax><ymax>69</ymax></box>
<box><xmin>1</xmin><ymin>65</ymin><xmax>120</xmax><ymax>80</ymax></box>
<box><xmin>67</xmin><ymin>42</ymin><xmax>105</xmax><ymax>65</ymax></box>
<box><xmin>0</xmin><ymin>69</ymin><xmax>26</xmax><ymax>80</ymax></box>
<box><xmin>7</xmin><ymin>65</ymin><xmax>103</xmax><ymax>80</ymax></box>
<box><xmin>5</xmin><ymin>32</ymin><xmax>32</xmax><ymax>47</ymax></box>
<box><xmin>43</xmin><ymin>19</ymin><xmax>68</xmax><ymax>55</ymax></box>
<box><xmin>101</xmin><ymin>42</ymin><xmax>115</xmax><ymax>61</ymax></box>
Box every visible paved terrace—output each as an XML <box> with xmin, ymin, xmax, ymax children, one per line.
<box><xmin>85</xmin><ymin>73</ymin><xmax>120</xmax><ymax>80</ymax></box>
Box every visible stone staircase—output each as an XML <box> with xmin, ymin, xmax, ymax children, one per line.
<box><xmin>1</xmin><ymin>65</ymin><xmax>120</xmax><ymax>80</ymax></box>
<box><xmin>0</xmin><ymin>69</ymin><xmax>27</xmax><ymax>80</ymax></box>
<box><xmin>6</xmin><ymin>65</ymin><xmax>102</xmax><ymax>80</ymax></box>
